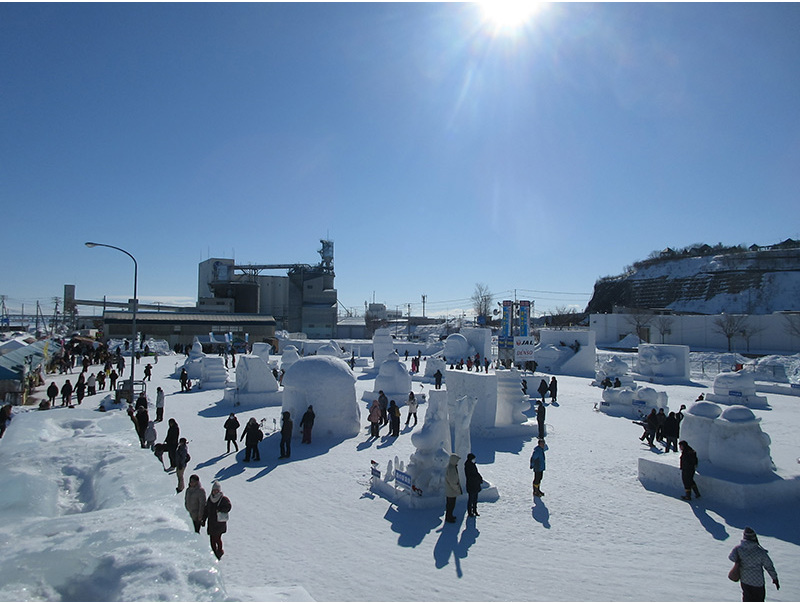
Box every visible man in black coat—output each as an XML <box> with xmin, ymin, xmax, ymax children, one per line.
<box><xmin>164</xmin><ymin>418</ymin><xmax>180</xmax><ymax>470</ymax></box>
<box><xmin>464</xmin><ymin>453</ymin><xmax>483</xmax><ymax>517</ymax></box>
<box><xmin>279</xmin><ymin>411</ymin><xmax>293</xmax><ymax>458</ymax></box>
<box><xmin>240</xmin><ymin>417</ymin><xmax>262</xmax><ymax>462</ymax></box>
<box><xmin>536</xmin><ymin>401</ymin><xmax>546</xmax><ymax>439</ymax></box>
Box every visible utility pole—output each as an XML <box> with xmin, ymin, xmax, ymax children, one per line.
<box><xmin>421</xmin><ymin>294</ymin><xmax>427</xmax><ymax>318</ymax></box>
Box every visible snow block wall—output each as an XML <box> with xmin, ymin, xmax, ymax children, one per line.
<box><xmin>200</xmin><ymin>356</ymin><xmax>228</xmax><ymax>389</ymax></box>
<box><xmin>636</xmin><ymin>344</ymin><xmax>690</xmax><ymax>381</ymax></box>
<box><xmin>535</xmin><ymin>330</ymin><xmax>596</xmax><ymax>377</ymax></box>
<box><xmin>281</xmin><ymin>356</ymin><xmax>360</xmax><ymax>440</ymax></box>
<box><xmin>705</xmin><ymin>371</ymin><xmax>769</xmax><ymax>409</ymax></box>
<box><xmin>445</xmin><ymin>368</ymin><xmax>530</xmax><ymax>430</ymax></box>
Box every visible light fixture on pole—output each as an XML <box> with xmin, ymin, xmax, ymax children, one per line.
<box><xmin>85</xmin><ymin>242</ymin><xmax>138</xmax><ymax>402</ymax></box>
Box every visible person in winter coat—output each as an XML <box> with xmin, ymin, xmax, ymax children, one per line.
<box><xmin>203</xmin><ymin>481</ymin><xmax>232</xmax><ymax>560</ymax></box>
<box><xmin>536</xmin><ymin>401</ymin><xmax>546</xmax><ymax>439</ymax></box>
<box><xmin>143</xmin><ymin>363</ymin><xmax>152</xmax><ymax>381</ymax></box>
<box><xmin>434</xmin><ymin>370</ymin><xmax>443</xmax><ymax>389</ymax></box>
<box><xmin>180</xmin><ymin>368</ymin><xmax>188</xmax><ymax>392</ymax></box>
<box><xmin>378</xmin><ymin>391</ymin><xmax>389</xmax><ymax>426</ymax></box>
<box><xmin>405</xmin><ymin>393</ymin><xmax>418</xmax><ymax>427</ymax></box>
<box><xmin>184</xmin><ymin>474</ymin><xmax>207</xmax><ymax>533</ymax></box>
<box><xmin>662</xmin><ymin>412</ymin><xmax>680</xmax><ymax>453</ymax></box>
<box><xmin>679</xmin><ymin>440</ymin><xmax>701</xmax><ymax>500</ymax></box>
<box><xmin>388</xmin><ymin>400</ymin><xmax>401</xmax><ymax>437</ymax></box>
<box><xmin>279</xmin><ymin>411</ymin><xmax>293</xmax><ymax>458</ymax></box>
<box><xmin>86</xmin><ymin>372</ymin><xmax>97</xmax><ymax>396</ymax></box>
<box><xmin>644</xmin><ymin>408</ymin><xmax>659</xmax><ymax>447</ymax></box>
<box><xmin>61</xmin><ymin>380</ymin><xmax>73</xmax><ymax>407</ymax></box>
<box><xmin>300</xmin><ymin>405</ymin><xmax>315</xmax><ymax>444</ymax></box>
<box><xmin>144</xmin><ymin>420</ymin><xmax>157</xmax><ymax>449</ymax></box>
<box><xmin>368</xmin><ymin>400</ymin><xmax>382</xmax><ymax>438</ymax></box>
<box><xmin>135</xmin><ymin>405</ymin><xmax>149</xmax><ymax>448</ymax></box>
<box><xmin>549</xmin><ymin>376</ymin><xmax>558</xmax><ymax>403</ymax></box>
<box><xmin>47</xmin><ymin>382</ymin><xmax>59</xmax><ymax>406</ymax></box>
<box><xmin>530</xmin><ymin>439</ymin><xmax>548</xmax><ymax>498</ymax></box>
<box><xmin>464</xmin><ymin>453</ymin><xmax>483</xmax><ymax>517</ymax></box>
<box><xmin>729</xmin><ymin>526</ymin><xmax>780</xmax><ymax>602</ymax></box>
<box><xmin>0</xmin><ymin>404</ymin><xmax>12</xmax><ymax>438</ymax></box>
<box><xmin>444</xmin><ymin>454</ymin><xmax>462</xmax><ymax>523</ymax></box>
<box><xmin>109</xmin><ymin>369</ymin><xmax>118</xmax><ymax>391</ymax></box>
<box><xmin>224</xmin><ymin>413</ymin><xmax>240</xmax><ymax>453</ymax></box>
<box><xmin>537</xmin><ymin>379</ymin><xmax>549</xmax><ymax>404</ymax></box>
<box><xmin>165</xmin><ymin>418</ymin><xmax>180</xmax><ymax>470</ymax></box>
<box><xmin>155</xmin><ymin>387</ymin><xmax>165</xmax><ymax>422</ymax></box>
<box><xmin>240</xmin><ymin>417</ymin><xmax>262</xmax><ymax>462</ymax></box>
<box><xmin>175</xmin><ymin>437</ymin><xmax>191</xmax><ymax>493</ymax></box>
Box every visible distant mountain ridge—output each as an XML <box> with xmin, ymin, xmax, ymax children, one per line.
<box><xmin>586</xmin><ymin>240</ymin><xmax>800</xmax><ymax>315</ymax></box>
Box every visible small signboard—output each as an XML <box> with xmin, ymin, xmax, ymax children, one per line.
<box><xmin>395</xmin><ymin>470</ymin><xmax>412</xmax><ymax>489</ymax></box>
<box><xmin>632</xmin><ymin>399</ymin><xmax>646</xmax><ymax>406</ymax></box>
<box><xmin>514</xmin><ymin>336</ymin><xmax>536</xmax><ymax>363</ymax></box>
<box><xmin>729</xmin><ymin>390</ymin><xmax>743</xmax><ymax>397</ymax></box>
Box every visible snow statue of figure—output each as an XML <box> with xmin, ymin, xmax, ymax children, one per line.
<box><xmin>281</xmin><ymin>356</ymin><xmax>360</xmax><ymax>440</ymax></box>
<box><xmin>679</xmin><ymin>401</ymin><xmax>722</xmax><ymax>462</ymax></box>
<box><xmin>443</xmin><ymin>333</ymin><xmax>471</xmax><ymax>364</ymax></box>
<box><xmin>235</xmin><ymin>355</ymin><xmax>279</xmax><ymax>394</ymax></box>
<box><xmin>372</xmin><ymin>327</ymin><xmax>395</xmax><ymax>368</ymax></box>
<box><xmin>200</xmin><ymin>356</ymin><xmax>228</xmax><ymax>389</ymax></box>
<box><xmin>317</xmin><ymin>340</ymin><xmax>344</xmax><ymax>358</ymax></box>
<box><xmin>183</xmin><ymin>338</ymin><xmax>205</xmax><ymax>380</ymax></box>
<box><xmin>407</xmin><ymin>393</ymin><xmax>452</xmax><ymax>496</ymax></box>
<box><xmin>705</xmin><ymin>371</ymin><xmax>769</xmax><ymax>409</ymax></box>
<box><xmin>448</xmin><ymin>394</ymin><xmax>478</xmax><ymax>485</ymax></box>
<box><xmin>595</xmin><ymin>355</ymin><xmax>634</xmax><ymax>388</ymax></box>
<box><xmin>708</xmin><ymin>406</ymin><xmax>774</xmax><ymax>476</ymax></box>
<box><xmin>281</xmin><ymin>345</ymin><xmax>301</xmax><ymax>371</ymax></box>
<box><xmin>374</xmin><ymin>351</ymin><xmax>412</xmax><ymax>399</ymax></box>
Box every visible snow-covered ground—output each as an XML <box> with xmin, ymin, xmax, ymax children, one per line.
<box><xmin>1</xmin><ymin>350</ymin><xmax>799</xmax><ymax>601</ymax></box>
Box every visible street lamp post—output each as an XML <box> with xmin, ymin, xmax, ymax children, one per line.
<box><xmin>85</xmin><ymin>242</ymin><xmax>138</xmax><ymax>401</ymax></box>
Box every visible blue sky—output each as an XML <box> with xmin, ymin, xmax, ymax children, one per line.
<box><xmin>2</xmin><ymin>3</ymin><xmax>799</xmax><ymax>320</ymax></box>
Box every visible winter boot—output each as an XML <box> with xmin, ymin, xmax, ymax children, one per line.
<box><xmin>681</xmin><ymin>489</ymin><xmax>692</xmax><ymax>500</ymax></box>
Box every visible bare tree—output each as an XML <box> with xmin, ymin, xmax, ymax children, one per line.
<box><xmin>653</xmin><ymin>315</ymin><xmax>675</xmax><ymax>344</ymax></box>
<box><xmin>740</xmin><ymin>320</ymin><xmax>766</xmax><ymax>353</ymax></box>
<box><xmin>624</xmin><ymin>309</ymin><xmax>654</xmax><ymax>343</ymax></box>
<box><xmin>471</xmin><ymin>283</ymin><xmax>493</xmax><ymax>324</ymax></box>
<box><xmin>547</xmin><ymin>306</ymin><xmax>580</xmax><ymax>329</ymax></box>
<box><xmin>712</xmin><ymin>314</ymin><xmax>749</xmax><ymax>352</ymax></box>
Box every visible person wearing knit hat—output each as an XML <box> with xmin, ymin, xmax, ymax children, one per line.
<box><xmin>203</xmin><ymin>480</ymin><xmax>232</xmax><ymax>560</ymax></box>
<box><xmin>728</xmin><ymin>526</ymin><xmax>780</xmax><ymax>601</ymax></box>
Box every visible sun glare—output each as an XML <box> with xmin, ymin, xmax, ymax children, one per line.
<box><xmin>478</xmin><ymin>0</ymin><xmax>543</xmax><ymax>32</ymax></box>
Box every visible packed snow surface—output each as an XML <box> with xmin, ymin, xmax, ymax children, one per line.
<box><xmin>1</xmin><ymin>350</ymin><xmax>799</xmax><ymax>601</ymax></box>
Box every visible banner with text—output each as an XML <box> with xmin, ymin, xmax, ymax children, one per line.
<box><xmin>514</xmin><ymin>336</ymin><xmax>536</xmax><ymax>363</ymax></box>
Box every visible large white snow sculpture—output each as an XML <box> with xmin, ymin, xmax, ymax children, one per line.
<box><xmin>235</xmin><ymin>355</ymin><xmax>279</xmax><ymax>394</ymax></box>
<box><xmin>678</xmin><ymin>401</ymin><xmax>722</xmax><ymax>462</ymax></box>
<box><xmin>705</xmin><ymin>371</ymin><xmax>769</xmax><ymax>409</ymax></box>
<box><xmin>444</xmin><ymin>368</ymin><xmax>531</xmax><ymax>432</ymax></box>
<box><xmin>281</xmin><ymin>345</ymin><xmax>301</xmax><ymax>370</ymax></box>
<box><xmin>459</xmin><ymin>327</ymin><xmax>492</xmax><ymax>362</ymax></box>
<box><xmin>317</xmin><ymin>340</ymin><xmax>344</xmax><ymax>357</ymax></box>
<box><xmin>200</xmin><ymin>356</ymin><xmax>228</xmax><ymax>389</ymax></box>
<box><xmin>372</xmin><ymin>328</ymin><xmax>395</xmax><ymax>368</ymax></box>
<box><xmin>534</xmin><ymin>330</ymin><xmax>596</xmax><ymax>377</ymax></box>
<box><xmin>599</xmin><ymin>386</ymin><xmax>668</xmax><ymax>419</ymax></box>
<box><xmin>636</xmin><ymin>344</ymin><xmax>690</xmax><ymax>382</ymax></box>
<box><xmin>250</xmin><ymin>342</ymin><xmax>272</xmax><ymax>361</ymax></box>
<box><xmin>407</xmin><ymin>391</ymin><xmax>452</xmax><ymax>496</ymax></box>
<box><xmin>448</xmin><ymin>394</ymin><xmax>478</xmax><ymax>486</ymax></box>
<box><xmin>442</xmin><ymin>333</ymin><xmax>471</xmax><ymax>363</ymax></box>
<box><xmin>424</xmin><ymin>356</ymin><xmax>447</xmax><ymax>382</ymax></box>
<box><xmin>708</xmin><ymin>406</ymin><xmax>774</xmax><ymax>476</ymax></box>
<box><xmin>595</xmin><ymin>355</ymin><xmax>635</xmax><ymax>388</ymax></box>
<box><xmin>281</xmin><ymin>356</ymin><xmax>360</xmax><ymax>440</ymax></box>
<box><xmin>183</xmin><ymin>339</ymin><xmax>205</xmax><ymax>380</ymax></box>
<box><xmin>373</xmin><ymin>351</ymin><xmax>412</xmax><ymax>400</ymax></box>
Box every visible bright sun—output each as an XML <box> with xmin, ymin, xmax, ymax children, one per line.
<box><xmin>478</xmin><ymin>0</ymin><xmax>543</xmax><ymax>31</ymax></box>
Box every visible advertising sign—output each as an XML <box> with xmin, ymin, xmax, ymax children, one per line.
<box><xmin>514</xmin><ymin>336</ymin><xmax>536</xmax><ymax>363</ymax></box>
<box><xmin>519</xmin><ymin>300</ymin><xmax>530</xmax><ymax>337</ymax></box>
<box><xmin>500</xmin><ymin>300</ymin><xmax>513</xmax><ymax>349</ymax></box>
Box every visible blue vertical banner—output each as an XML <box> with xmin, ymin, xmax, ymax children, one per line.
<box><xmin>519</xmin><ymin>300</ymin><xmax>530</xmax><ymax>337</ymax></box>
<box><xmin>500</xmin><ymin>300</ymin><xmax>513</xmax><ymax>349</ymax></box>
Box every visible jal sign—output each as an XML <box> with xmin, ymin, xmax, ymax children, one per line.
<box><xmin>514</xmin><ymin>337</ymin><xmax>536</xmax><ymax>363</ymax></box>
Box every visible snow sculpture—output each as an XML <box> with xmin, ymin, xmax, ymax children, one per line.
<box><xmin>372</xmin><ymin>328</ymin><xmax>395</xmax><ymax>368</ymax></box>
<box><xmin>281</xmin><ymin>345</ymin><xmax>301</xmax><ymax>370</ymax></box>
<box><xmin>183</xmin><ymin>339</ymin><xmax>205</xmax><ymax>380</ymax></box>
<box><xmin>448</xmin><ymin>394</ymin><xmax>477</xmax><ymax>486</ymax></box>
<box><xmin>679</xmin><ymin>401</ymin><xmax>722</xmax><ymax>462</ymax></box>
<box><xmin>636</xmin><ymin>344</ymin><xmax>690</xmax><ymax>381</ymax></box>
<box><xmin>708</xmin><ymin>406</ymin><xmax>774</xmax><ymax>476</ymax></box>
<box><xmin>442</xmin><ymin>333</ymin><xmax>471</xmax><ymax>363</ymax></box>
<box><xmin>317</xmin><ymin>340</ymin><xmax>343</xmax><ymax>357</ymax></box>
<box><xmin>495</xmin><ymin>369</ymin><xmax>530</xmax><ymax>426</ymax></box>
<box><xmin>407</xmin><ymin>392</ymin><xmax>453</xmax><ymax>496</ymax></box>
<box><xmin>599</xmin><ymin>386</ymin><xmax>668</xmax><ymax>418</ymax></box>
<box><xmin>373</xmin><ymin>351</ymin><xmax>412</xmax><ymax>399</ymax></box>
<box><xmin>459</xmin><ymin>327</ymin><xmax>492</xmax><ymax>362</ymax></box>
<box><xmin>250</xmin><ymin>342</ymin><xmax>272</xmax><ymax>361</ymax></box>
<box><xmin>595</xmin><ymin>355</ymin><xmax>635</xmax><ymax>388</ymax></box>
<box><xmin>443</xmin><ymin>368</ymin><xmax>531</xmax><ymax>432</ymax></box>
<box><xmin>235</xmin><ymin>355</ymin><xmax>279</xmax><ymax>394</ymax></box>
<box><xmin>200</xmin><ymin>356</ymin><xmax>228</xmax><ymax>389</ymax></box>
<box><xmin>281</xmin><ymin>356</ymin><xmax>360</xmax><ymax>439</ymax></box>
<box><xmin>535</xmin><ymin>330</ymin><xmax>596</xmax><ymax>377</ymax></box>
<box><xmin>705</xmin><ymin>371</ymin><xmax>769</xmax><ymax>409</ymax></box>
<box><xmin>424</xmin><ymin>356</ymin><xmax>447</xmax><ymax>381</ymax></box>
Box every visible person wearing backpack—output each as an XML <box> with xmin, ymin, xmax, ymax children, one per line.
<box><xmin>240</xmin><ymin>417</ymin><xmax>262</xmax><ymax>462</ymax></box>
